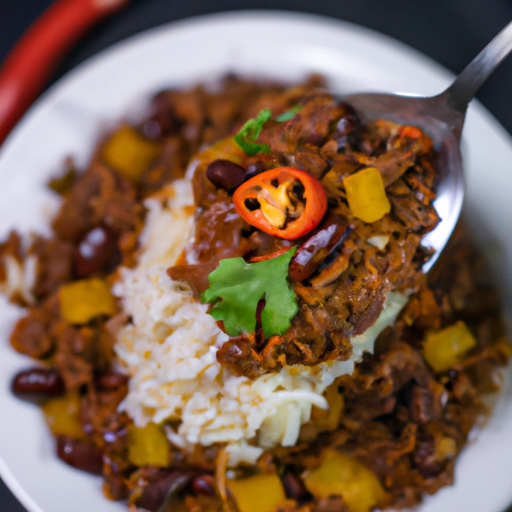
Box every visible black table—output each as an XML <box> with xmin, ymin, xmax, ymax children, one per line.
<box><xmin>1</xmin><ymin>1</ymin><xmax>512</xmax><ymax>510</ymax></box>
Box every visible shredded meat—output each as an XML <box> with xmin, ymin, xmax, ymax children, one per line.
<box><xmin>1</xmin><ymin>76</ymin><xmax>508</xmax><ymax>512</ymax></box>
<box><xmin>52</xmin><ymin>163</ymin><xmax>143</xmax><ymax>244</ymax></box>
<box><xmin>177</xmin><ymin>90</ymin><xmax>440</xmax><ymax>377</ymax></box>
<box><xmin>30</xmin><ymin>236</ymin><xmax>74</xmax><ymax>299</ymax></box>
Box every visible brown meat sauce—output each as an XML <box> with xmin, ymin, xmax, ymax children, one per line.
<box><xmin>176</xmin><ymin>90</ymin><xmax>440</xmax><ymax>377</ymax></box>
<box><xmin>0</xmin><ymin>76</ymin><xmax>509</xmax><ymax>512</ymax></box>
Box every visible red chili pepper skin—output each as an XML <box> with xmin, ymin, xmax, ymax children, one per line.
<box><xmin>233</xmin><ymin>167</ymin><xmax>328</xmax><ymax>240</ymax></box>
<box><xmin>248</xmin><ymin>246</ymin><xmax>291</xmax><ymax>263</ymax></box>
<box><xmin>0</xmin><ymin>0</ymin><xmax>131</xmax><ymax>145</ymax></box>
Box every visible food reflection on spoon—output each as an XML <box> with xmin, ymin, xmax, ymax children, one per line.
<box><xmin>346</xmin><ymin>18</ymin><xmax>512</xmax><ymax>271</ymax></box>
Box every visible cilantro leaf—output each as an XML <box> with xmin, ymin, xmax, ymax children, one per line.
<box><xmin>276</xmin><ymin>104</ymin><xmax>303</xmax><ymax>122</ymax></box>
<box><xmin>201</xmin><ymin>248</ymin><xmax>298</xmax><ymax>337</ymax></box>
<box><xmin>233</xmin><ymin>109</ymin><xmax>272</xmax><ymax>155</ymax></box>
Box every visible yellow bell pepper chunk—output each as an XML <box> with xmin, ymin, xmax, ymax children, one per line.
<box><xmin>101</xmin><ymin>125</ymin><xmax>161</xmax><ymax>184</ymax></box>
<box><xmin>42</xmin><ymin>392</ymin><xmax>85</xmax><ymax>439</ymax></box>
<box><xmin>343</xmin><ymin>167</ymin><xmax>391</xmax><ymax>223</ymax></box>
<box><xmin>311</xmin><ymin>381</ymin><xmax>344</xmax><ymax>432</ymax></box>
<box><xmin>228</xmin><ymin>474</ymin><xmax>286</xmax><ymax>512</ymax></box>
<box><xmin>422</xmin><ymin>320</ymin><xmax>476</xmax><ymax>373</ymax></box>
<box><xmin>195</xmin><ymin>136</ymin><xmax>245</xmax><ymax>169</ymax></box>
<box><xmin>303</xmin><ymin>449</ymin><xmax>387</xmax><ymax>512</ymax></box>
<box><xmin>59</xmin><ymin>278</ymin><xmax>116</xmax><ymax>325</ymax></box>
<box><xmin>127</xmin><ymin>423</ymin><xmax>170</xmax><ymax>467</ymax></box>
<box><xmin>435</xmin><ymin>436</ymin><xmax>457</xmax><ymax>461</ymax></box>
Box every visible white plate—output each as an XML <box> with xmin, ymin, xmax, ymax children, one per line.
<box><xmin>0</xmin><ymin>11</ymin><xmax>511</xmax><ymax>512</ymax></box>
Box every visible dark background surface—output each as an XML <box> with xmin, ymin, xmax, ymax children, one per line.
<box><xmin>1</xmin><ymin>0</ymin><xmax>512</xmax><ymax>511</ymax></box>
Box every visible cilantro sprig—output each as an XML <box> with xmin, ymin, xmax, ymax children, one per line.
<box><xmin>201</xmin><ymin>248</ymin><xmax>298</xmax><ymax>337</ymax></box>
<box><xmin>276</xmin><ymin>104</ymin><xmax>303</xmax><ymax>122</ymax></box>
<box><xmin>233</xmin><ymin>109</ymin><xmax>272</xmax><ymax>156</ymax></box>
<box><xmin>233</xmin><ymin>105</ymin><xmax>303</xmax><ymax>155</ymax></box>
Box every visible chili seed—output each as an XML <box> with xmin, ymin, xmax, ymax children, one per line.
<box><xmin>74</xmin><ymin>226</ymin><xmax>118</xmax><ymax>278</ymax></box>
<box><xmin>11</xmin><ymin>367</ymin><xmax>65</xmax><ymax>404</ymax></box>
<box><xmin>205</xmin><ymin>159</ymin><xmax>247</xmax><ymax>193</ymax></box>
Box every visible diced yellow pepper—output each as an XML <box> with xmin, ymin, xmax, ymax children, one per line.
<box><xmin>343</xmin><ymin>167</ymin><xmax>391</xmax><ymax>223</ymax></box>
<box><xmin>228</xmin><ymin>474</ymin><xmax>286</xmax><ymax>512</ymax></box>
<box><xmin>195</xmin><ymin>136</ymin><xmax>245</xmax><ymax>168</ymax></box>
<box><xmin>435</xmin><ymin>436</ymin><xmax>457</xmax><ymax>461</ymax></box>
<box><xmin>59</xmin><ymin>278</ymin><xmax>116</xmax><ymax>325</ymax></box>
<box><xmin>127</xmin><ymin>423</ymin><xmax>170</xmax><ymax>467</ymax></box>
<box><xmin>422</xmin><ymin>320</ymin><xmax>476</xmax><ymax>373</ymax></box>
<box><xmin>42</xmin><ymin>392</ymin><xmax>85</xmax><ymax>439</ymax></box>
<box><xmin>303</xmin><ymin>449</ymin><xmax>387</xmax><ymax>512</ymax></box>
<box><xmin>101</xmin><ymin>125</ymin><xmax>161</xmax><ymax>184</ymax></box>
<box><xmin>311</xmin><ymin>381</ymin><xmax>344</xmax><ymax>432</ymax></box>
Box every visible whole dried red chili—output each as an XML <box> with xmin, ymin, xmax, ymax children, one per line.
<box><xmin>233</xmin><ymin>167</ymin><xmax>327</xmax><ymax>240</ymax></box>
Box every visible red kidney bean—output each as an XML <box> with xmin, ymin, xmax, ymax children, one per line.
<box><xmin>281</xmin><ymin>471</ymin><xmax>309</xmax><ymax>501</ymax></box>
<box><xmin>244</xmin><ymin>161</ymin><xmax>267</xmax><ymax>180</ymax></box>
<box><xmin>334</xmin><ymin>103</ymin><xmax>359</xmax><ymax>135</ymax></box>
<box><xmin>334</xmin><ymin>102</ymin><xmax>360</xmax><ymax>153</ymax></box>
<box><xmin>289</xmin><ymin>216</ymin><xmax>352</xmax><ymax>281</ymax></box>
<box><xmin>74</xmin><ymin>226</ymin><xmax>118</xmax><ymax>278</ymax></box>
<box><xmin>11</xmin><ymin>367</ymin><xmax>64</xmax><ymax>404</ymax></box>
<box><xmin>192</xmin><ymin>474</ymin><xmax>216</xmax><ymax>496</ymax></box>
<box><xmin>206</xmin><ymin>159</ymin><xmax>247</xmax><ymax>194</ymax></box>
<box><xmin>143</xmin><ymin>91</ymin><xmax>181</xmax><ymax>139</ymax></box>
<box><xmin>136</xmin><ymin>470</ymin><xmax>192</xmax><ymax>511</ymax></box>
<box><xmin>95</xmin><ymin>372</ymin><xmax>129</xmax><ymax>392</ymax></box>
<box><xmin>56</xmin><ymin>435</ymin><xmax>103</xmax><ymax>475</ymax></box>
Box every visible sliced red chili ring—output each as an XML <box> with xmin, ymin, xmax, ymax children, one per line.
<box><xmin>248</xmin><ymin>247</ymin><xmax>291</xmax><ymax>263</ymax></box>
<box><xmin>233</xmin><ymin>167</ymin><xmax>327</xmax><ymax>240</ymax></box>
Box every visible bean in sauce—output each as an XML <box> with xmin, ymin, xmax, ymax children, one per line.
<box><xmin>205</xmin><ymin>159</ymin><xmax>246</xmax><ymax>193</ymax></box>
<box><xmin>191</xmin><ymin>474</ymin><xmax>216</xmax><ymax>496</ymax></box>
<box><xmin>11</xmin><ymin>367</ymin><xmax>64</xmax><ymax>404</ymax></box>
<box><xmin>74</xmin><ymin>226</ymin><xmax>118</xmax><ymax>278</ymax></box>
<box><xmin>56</xmin><ymin>435</ymin><xmax>103</xmax><ymax>475</ymax></box>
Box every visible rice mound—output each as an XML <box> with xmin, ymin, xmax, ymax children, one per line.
<box><xmin>113</xmin><ymin>178</ymin><xmax>406</xmax><ymax>465</ymax></box>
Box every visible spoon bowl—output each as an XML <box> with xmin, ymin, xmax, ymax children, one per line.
<box><xmin>344</xmin><ymin>19</ymin><xmax>512</xmax><ymax>271</ymax></box>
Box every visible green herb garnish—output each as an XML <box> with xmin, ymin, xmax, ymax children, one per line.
<box><xmin>233</xmin><ymin>108</ymin><xmax>272</xmax><ymax>155</ymax></box>
<box><xmin>276</xmin><ymin>104</ymin><xmax>303</xmax><ymax>122</ymax></box>
<box><xmin>201</xmin><ymin>248</ymin><xmax>298</xmax><ymax>337</ymax></box>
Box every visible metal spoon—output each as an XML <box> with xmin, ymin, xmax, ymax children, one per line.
<box><xmin>345</xmin><ymin>20</ymin><xmax>512</xmax><ymax>271</ymax></box>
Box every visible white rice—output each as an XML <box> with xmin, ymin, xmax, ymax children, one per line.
<box><xmin>0</xmin><ymin>253</ymin><xmax>37</xmax><ymax>305</ymax></box>
<box><xmin>113</xmin><ymin>178</ymin><xmax>407</xmax><ymax>465</ymax></box>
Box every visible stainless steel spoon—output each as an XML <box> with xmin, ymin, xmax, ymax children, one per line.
<box><xmin>345</xmin><ymin>20</ymin><xmax>512</xmax><ymax>271</ymax></box>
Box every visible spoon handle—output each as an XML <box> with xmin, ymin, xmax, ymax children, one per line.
<box><xmin>443</xmin><ymin>19</ymin><xmax>512</xmax><ymax>115</ymax></box>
